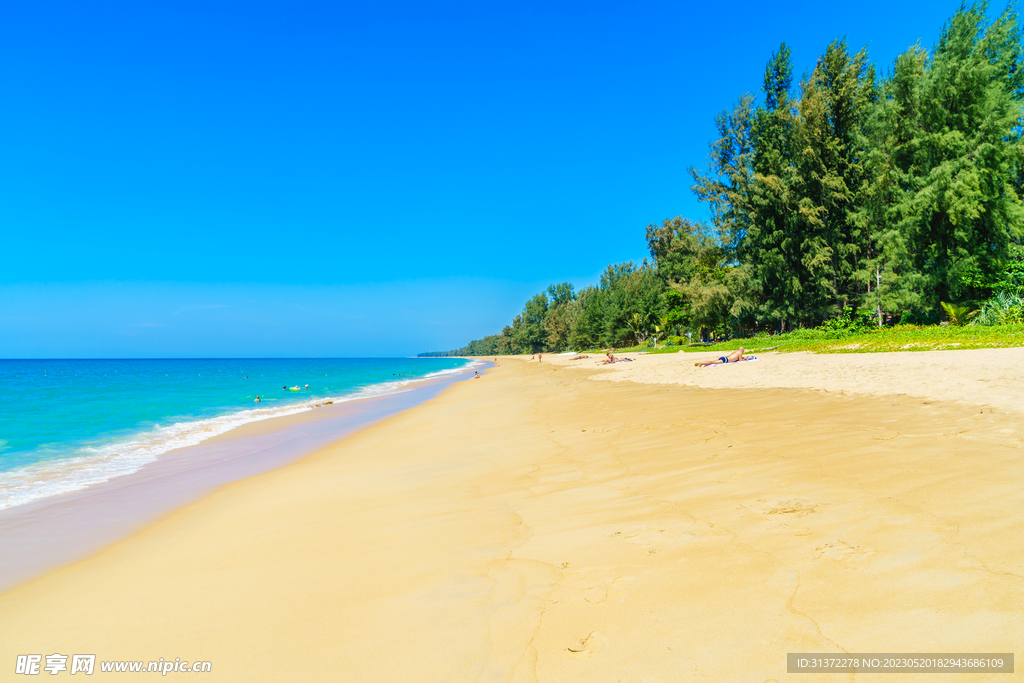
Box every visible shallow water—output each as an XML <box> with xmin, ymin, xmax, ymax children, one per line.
<box><xmin>0</xmin><ymin>358</ymin><xmax>469</xmax><ymax>510</ymax></box>
<box><xmin>0</xmin><ymin>362</ymin><xmax>482</xmax><ymax>592</ymax></box>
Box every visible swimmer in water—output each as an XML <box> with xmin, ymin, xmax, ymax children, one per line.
<box><xmin>305</xmin><ymin>384</ymin><xmax>308</xmax><ymax>389</ymax></box>
<box><xmin>254</xmin><ymin>396</ymin><xmax>261</xmax><ymax>402</ymax></box>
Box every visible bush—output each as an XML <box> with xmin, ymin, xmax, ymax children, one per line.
<box><xmin>815</xmin><ymin>307</ymin><xmax>877</xmax><ymax>336</ymax></box>
<box><xmin>940</xmin><ymin>301</ymin><xmax>979</xmax><ymax>326</ymax></box>
<box><xmin>974</xmin><ymin>289</ymin><xmax>1024</xmax><ymax>325</ymax></box>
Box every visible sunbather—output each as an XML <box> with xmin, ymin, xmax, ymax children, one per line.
<box><xmin>695</xmin><ymin>347</ymin><xmax>755</xmax><ymax>367</ymax></box>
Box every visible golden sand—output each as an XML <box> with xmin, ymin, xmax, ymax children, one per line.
<box><xmin>555</xmin><ymin>346</ymin><xmax>1024</xmax><ymax>415</ymax></box>
<box><xmin>2</xmin><ymin>355</ymin><xmax>1022</xmax><ymax>681</ymax></box>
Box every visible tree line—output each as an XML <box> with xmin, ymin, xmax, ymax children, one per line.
<box><xmin>421</xmin><ymin>3</ymin><xmax>1024</xmax><ymax>357</ymax></box>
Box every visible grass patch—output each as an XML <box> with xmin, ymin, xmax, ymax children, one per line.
<box><xmin>633</xmin><ymin>324</ymin><xmax>1024</xmax><ymax>355</ymax></box>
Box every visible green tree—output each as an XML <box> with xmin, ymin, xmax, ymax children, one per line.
<box><xmin>691</xmin><ymin>95</ymin><xmax>756</xmax><ymax>258</ymax></box>
<box><xmin>511</xmin><ymin>293</ymin><xmax>549</xmax><ymax>353</ymax></box>
<box><xmin>850</xmin><ymin>47</ymin><xmax>929</xmax><ymax>323</ymax></box>
<box><xmin>646</xmin><ymin>215</ymin><xmax>744</xmax><ymax>338</ymax></box>
<box><xmin>791</xmin><ymin>41</ymin><xmax>877</xmax><ymax>321</ymax></box>
<box><xmin>430</xmin><ymin>3</ymin><xmax>1024</xmax><ymax>355</ymax></box>
<box><xmin>541</xmin><ymin>282</ymin><xmax>578</xmax><ymax>351</ymax></box>
<box><xmin>496</xmin><ymin>326</ymin><xmax>515</xmax><ymax>355</ymax></box>
<box><xmin>546</xmin><ymin>282</ymin><xmax>576</xmax><ymax>307</ymax></box>
<box><xmin>567</xmin><ymin>286</ymin><xmax>602</xmax><ymax>349</ymax></box>
<box><xmin>887</xmin><ymin>4</ymin><xmax>1024</xmax><ymax>312</ymax></box>
<box><xmin>746</xmin><ymin>43</ymin><xmax>801</xmax><ymax>330</ymax></box>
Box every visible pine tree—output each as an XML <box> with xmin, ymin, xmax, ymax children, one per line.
<box><xmin>690</xmin><ymin>95</ymin><xmax>756</xmax><ymax>256</ymax></box>
<box><xmin>888</xmin><ymin>4</ymin><xmax>1024</xmax><ymax>313</ymax></box>
<box><xmin>789</xmin><ymin>40</ymin><xmax>876</xmax><ymax>322</ymax></box>
<box><xmin>746</xmin><ymin>43</ymin><xmax>801</xmax><ymax>330</ymax></box>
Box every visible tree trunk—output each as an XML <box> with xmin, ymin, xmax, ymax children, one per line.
<box><xmin>876</xmin><ymin>268</ymin><xmax>883</xmax><ymax>326</ymax></box>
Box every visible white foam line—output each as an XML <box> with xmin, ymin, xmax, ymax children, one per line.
<box><xmin>0</xmin><ymin>361</ymin><xmax>476</xmax><ymax>511</ymax></box>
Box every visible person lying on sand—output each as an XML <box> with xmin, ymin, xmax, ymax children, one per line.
<box><xmin>601</xmin><ymin>353</ymin><xmax>635</xmax><ymax>365</ymax></box>
<box><xmin>569</xmin><ymin>355</ymin><xmax>589</xmax><ymax>360</ymax></box>
<box><xmin>695</xmin><ymin>348</ymin><xmax>756</xmax><ymax>367</ymax></box>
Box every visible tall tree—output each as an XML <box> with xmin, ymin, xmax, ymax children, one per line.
<box><xmin>511</xmin><ymin>294</ymin><xmax>549</xmax><ymax>353</ymax></box>
<box><xmin>647</xmin><ymin>216</ymin><xmax>745</xmax><ymax>336</ymax></box>
<box><xmin>791</xmin><ymin>40</ymin><xmax>877</xmax><ymax>321</ymax></box>
<box><xmin>543</xmin><ymin>282</ymin><xmax>578</xmax><ymax>351</ymax></box>
<box><xmin>853</xmin><ymin>46</ymin><xmax>932</xmax><ymax>320</ymax></box>
<box><xmin>746</xmin><ymin>43</ymin><xmax>801</xmax><ymax>330</ymax></box>
<box><xmin>888</xmin><ymin>4</ymin><xmax>1024</xmax><ymax>311</ymax></box>
<box><xmin>691</xmin><ymin>95</ymin><xmax>756</xmax><ymax>256</ymax></box>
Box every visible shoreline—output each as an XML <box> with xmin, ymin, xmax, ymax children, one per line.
<box><xmin>0</xmin><ymin>363</ymin><xmax>481</xmax><ymax>593</ymax></box>
<box><xmin>0</xmin><ymin>359</ymin><xmax>475</xmax><ymax>512</ymax></box>
<box><xmin>2</xmin><ymin>351</ymin><xmax>1021</xmax><ymax>680</ymax></box>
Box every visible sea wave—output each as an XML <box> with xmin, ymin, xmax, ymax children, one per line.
<box><xmin>0</xmin><ymin>361</ymin><xmax>477</xmax><ymax>511</ymax></box>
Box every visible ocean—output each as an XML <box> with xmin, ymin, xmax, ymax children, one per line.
<box><xmin>0</xmin><ymin>357</ymin><xmax>472</xmax><ymax>511</ymax></box>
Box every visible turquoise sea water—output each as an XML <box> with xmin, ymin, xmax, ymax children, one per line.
<box><xmin>0</xmin><ymin>357</ymin><xmax>472</xmax><ymax>510</ymax></box>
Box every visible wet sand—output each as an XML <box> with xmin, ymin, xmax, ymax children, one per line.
<box><xmin>0</xmin><ymin>370</ymin><xmax>474</xmax><ymax>594</ymax></box>
<box><xmin>1</xmin><ymin>356</ymin><xmax>1021</xmax><ymax>681</ymax></box>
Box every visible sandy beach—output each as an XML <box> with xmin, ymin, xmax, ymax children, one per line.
<box><xmin>553</xmin><ymin>346</ymin><xmax>1024</xmax><ymax>415</ymax></box>
<box><xmin>2</xmin><ymin>351</ymin><xmax>1022</xmax><ymax>681</ymax></box>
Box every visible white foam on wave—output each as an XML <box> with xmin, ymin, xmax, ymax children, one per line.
<box><xmin>0</xmin><ymin>361</ymin><xmax>476</xmax><ymax>511</ymax></box>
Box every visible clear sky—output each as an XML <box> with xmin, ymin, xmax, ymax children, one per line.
<box><xmin>1</xmin><ymin>0</ymin><xmax>978</xmax><ymax>357</ymax></box>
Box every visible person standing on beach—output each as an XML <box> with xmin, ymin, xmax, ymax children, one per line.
<box><xmin>538</xmin><ymin>354</ymin><xmax>542</xmax><ymax>363</ymax></box>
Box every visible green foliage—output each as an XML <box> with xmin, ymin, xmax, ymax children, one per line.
<box><xmin>880</xmin><ymin>6</ymin><xmax>1024</xmax><ymax>310</ymax></box>
<box><xmin>689</xmin><ymin>4</ymin><xmax>1024</xmax><ymax>329</ymax></box>
<box><xmin>646</xmin><ymin>216</ymin><xmax>748</xmax><ymax>338</ymax></box>
<box><xmin>973</xmin><ymin>288</ymin><xmax>1024</xmax><ymax>325</ymax></box>
<box><xmin>940</xmin><ymin>301</ymin><xmax>980</xmax><ymax>326</ymax></box>
<box><xmin>645</xmin><ymin>323</ymin><xmax>1024</xmax><ymax>354</ymax></box>
<box><xmin>816</xmin><ymin>306</ymin><xmax>878</xmax><ymax>334</ymax></box>
<box><xmin>962</xmin><ymin>242</ymin><xmax>1024</xmax><ymax>292</ymax></box>
<box><xmin>425</xmin><ymin>4</ymin><xmax>1024</xmax><ymax>357</ymax></box>
<box><xmin>510</xmin><ymin>294</ymin><xmax>550</xmax><ymax>354</ymax></box>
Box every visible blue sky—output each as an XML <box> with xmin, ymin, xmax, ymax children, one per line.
<box><xmin>1</xmin><ymin>0</ymin><xmax>976</xmax><ymax>357</ymax></box>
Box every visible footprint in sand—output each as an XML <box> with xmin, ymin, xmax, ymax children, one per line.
<box><xmin>758</xmin><ymin>498</ymin><xmax>823</xmax><ymax>518</ymax></box>
<box><xmin>566</xmin><ymin>631</ymin><xmax>607</xmax><ymax>655</ymax></box>
<box><xmin>581</xmin><ymin>576</ymin><xmax>627</xmax><ymax>604</ymax></box>
<box><xmin>872</xmin><ymin>432</ymin><xmax>901</xmax><ymax>440</ymax></box>
<box><xmin>767</xmin><ymin>522</ymin><xmax>813</xmax><ymax>536</ymax></box>
<box><xmin>813</xmin><ymin>540</ymin><xmax>873</xmax><ymax>564</ymax></box>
